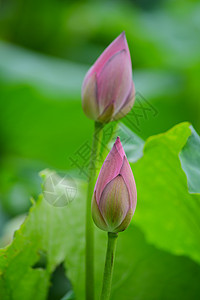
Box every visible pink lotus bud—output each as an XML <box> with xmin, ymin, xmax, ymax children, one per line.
<box><xmin>92</xmin><ymin>137</ymin><xmax>137</xmax><ymax>233</ymax></box>
<box><xmin>82</xmin><ymin>32</ymin><xmax>135</xmax><ymax>123</ymax></box>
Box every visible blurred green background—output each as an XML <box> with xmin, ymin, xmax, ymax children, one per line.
<box><xmin>0</xmin><ymin>0</ymin><xmax>200</xmax><ymax>297</ymax></box>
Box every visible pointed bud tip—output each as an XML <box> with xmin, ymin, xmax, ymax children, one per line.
<box><xmin>116</xmin><ymin>31</ymin><xmax>127</xmax><ymax>45</ymax></box>
<box><xmin>115</xmin><ymin>136</ymin><xmax>122</xmax><ymax>147</ymax></box>
<box><xmin>114</xmin><ymin>136</ymin><xmax>125</xmax><ymax>158</ymax></box>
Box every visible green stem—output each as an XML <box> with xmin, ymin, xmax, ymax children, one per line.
<box><xmin>100</xmin><ymin>232</ymin><xmax>118</xmax><ymax>300</ymax></box>
<box><xmin>85</xmin><ymin>121</ymin><xmax>104</xmax><ymax>300</ymax></box>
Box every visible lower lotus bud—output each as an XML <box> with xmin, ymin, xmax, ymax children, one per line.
<box><xmin>92</xmin><ymin>137</ymin><xmax>137</xmax><ymax>233</ymax></box>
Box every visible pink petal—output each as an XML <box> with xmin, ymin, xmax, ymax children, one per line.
<box><xmin>97</xmin><ymin>49</ymin><xmax>132</xmax><ymax>115</ymax></box>
<box><xmin>113</xmin><ymin>82</ymin><xmax>135</xmax><ymax>120</ymax></box>
<box><xmin>95</xmin><ymin>137</ymin><xmax>124</xmax><ymax>204</ymax></box>
<box><xmin>114</xmin><ymin>136</ymin><xmax>125</xmax><ymax>159</ymax></box>
<box><xmin>97</xmin><ymin>101</ymin><xmax>115</xmax><ymax>123</ymax></box>
<box><xmin>114</xmin><ymin>208</ymin><xmax>133</xmax><ymax>233</ymax></box>
<box><xmin>91</xmin><ymin>191</ymin><xmax>108</xmax><ymax>231</ymax></box>
<box><xmin>119</xmin><ymin>156</ymin><xmax>137</xmax><ymax>211</ymax></box>
<box><xmin>99</xmin><ymin>175</ymin><xmax>130</xmax><ymax>231</ymax></box>
<box><xmin>89</xmin><ymin>32</ymin><xmax>131</xmax><ymax>78</ymax></box>
<box><xmin>81</xmin><ymin>72</ymin><xmax>99</xmax><ymax>120</ymax></box>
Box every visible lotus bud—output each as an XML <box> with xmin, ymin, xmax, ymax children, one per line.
<box><xmin>82</xmin><ymin>32</ymin><xmax>135</xmax><ymax>123</ymax></box>
<box><xmin>92</xmin><ymin>137</ymin><xmax>137</xmax><ymax>233</ymax></box>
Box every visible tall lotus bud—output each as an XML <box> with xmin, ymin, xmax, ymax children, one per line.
<box><xmin>92</xmin><ymin>137</ymin><xmax>137</xmax><ymax>233</ymax></box>
<box><xmin>82</xmin><ymin>32</ymin><xmax>135</xmax><ymax>123</ymax></box>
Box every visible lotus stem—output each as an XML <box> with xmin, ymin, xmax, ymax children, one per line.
<box><xmin>85</xmin><ymin>121</ymin><xmax>104</xmax><ymax>300</ymax></box>
<box><xmin>100</xmin><ymin>232</ymin><xmax>118</xmax><ymax>300</ymax></box>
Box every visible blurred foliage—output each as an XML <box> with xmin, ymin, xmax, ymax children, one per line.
<box><xmin>0</xmin><ymin>0</ymin><xmax>200</xmax><ymax>298</ymax></box>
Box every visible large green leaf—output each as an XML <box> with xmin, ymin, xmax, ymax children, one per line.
<box><xmin>131</xmin><ymin>122</ymin><xmax>200</xmax><ymax>265</ymax></box>
<box><xmin>0</xmin><ymin>190</ymin><xmax>85</xmax><ymax>300</ymax></box>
